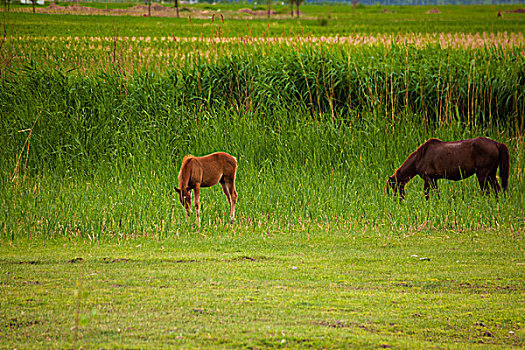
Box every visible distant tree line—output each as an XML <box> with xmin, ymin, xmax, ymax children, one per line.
<box><xmin>303</xmin><ymin>0</ymin><xmax>524</xmax><ymax>4</ymax></box>
<box><xmin>11</xmin><ymin>0</ymin><xmax>524</xmax><ymax>5</ymax></box>
<box><xmin>235</xmin><ymin>0</ymin><xmax>524</xmax><ymax>4</ymax></box>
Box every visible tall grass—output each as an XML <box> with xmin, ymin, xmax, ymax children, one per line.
<box><xmin>1</xmin><ymin>90</ymin><xmax>524</xmax><ymax>240</ymax></box>
<box><xmin>1</xmin><ymin>40</ymin><xmax>524</xmax><ymax>240</ymax></box>
<box><xmin>1</xmin><ymin>111</ymin><xmax>523</xmax><ymax>241</ymax></box>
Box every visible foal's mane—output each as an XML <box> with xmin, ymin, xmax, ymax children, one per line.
<box><xmin>178</xmin><ymin>155</ymin><xmax>195</xmax><ymax>187</ymax></box>
<box><xmin>181</xmin><ymin>154</ymin><xmax>194</xmax><ymax>169</ymax></box>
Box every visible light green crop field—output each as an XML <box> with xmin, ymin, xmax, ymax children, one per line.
<box><xmin>5</xmin><ymin>3</ymin><xmax>525</xmax><ymax>36</ymax></box>
<box><xmin>1</xmin><ymin>3</ymin><xmax>524</xmax><ymax>348</ymax></box>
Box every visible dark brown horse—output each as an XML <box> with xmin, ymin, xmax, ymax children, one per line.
<box><xmin>175</xmin><ymin>152</ymin><xmax>238</xmax><ymax>223</ymax></box>
<box><xmin>386</xmin><ymin>137</ymin><xmax>509</xmax><ymax>199</ymax></box>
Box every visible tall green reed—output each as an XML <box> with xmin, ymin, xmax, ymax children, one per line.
<box><xmin>1</xmin><ymin>46</ymin><xmax>523</xmax><ymax>240</ymax></box>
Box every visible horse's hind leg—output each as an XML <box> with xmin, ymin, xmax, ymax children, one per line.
<box><xmin>476</xmin><ymin>172</ymin><xmax>490</xmax><ymax>195</ymax></box>
<box><xmin>220</xmin><ymin>180</ymin><xmax>237</xmax><ymax>224</ymax></box>
<box><xmin>488</xmin><ymin>169</ymin><xmax>500</xmax><ymax>198</ymax></box>
<box><xmin>489</xmin><ymin>177</ymin><xmax>500</xmax><ymax>198</ymax></box>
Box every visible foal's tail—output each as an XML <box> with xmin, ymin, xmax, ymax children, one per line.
<box><xmin>497</xmin><ymin>142</ymin><xmax>510</xmax><ymax>192</ymax></box>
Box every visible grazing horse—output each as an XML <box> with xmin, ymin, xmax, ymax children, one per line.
<box><xmin>386</xmin><ymin>137</ymin><xmax>509</xmax><ymax>199</ymax></box>
<box><xmin>175</xmin><ymin>152</ymin><xmax>238</xmax><ymax>223</ymax></box>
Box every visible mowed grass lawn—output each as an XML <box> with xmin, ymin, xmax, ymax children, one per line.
<box><xmin>1</xmin><ymin>226</ymin><xmax>523</xmax><ymax>348</ymax></box>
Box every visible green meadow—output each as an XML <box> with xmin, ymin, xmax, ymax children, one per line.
<box><xmin>1</xmin><ymin>3</ymin><xmax>524</xmax><ymax>348</ymax></box>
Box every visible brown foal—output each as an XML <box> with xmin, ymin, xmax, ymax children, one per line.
<box><xmin>175</xmin><ymin>152</ymin><xmax>238</xmax><ymax>223</ymax></box>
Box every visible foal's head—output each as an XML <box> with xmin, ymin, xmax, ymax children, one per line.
<box><xmin>174</xmin><ymin>187</ymin><xmax>192</xmax><ymax>214</ymax></box>
<box><xmin>386</xmin><ymin>174</ymin><xmax>406</xmax><ymax>199</ymax></box>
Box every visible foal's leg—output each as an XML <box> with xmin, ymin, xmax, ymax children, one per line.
<box><xmin>194</xmin><ymin>183</ymin><xmax>201</xmax><ymax>223</ymax></box>
<box><xmin>230</xmin><ymin>183</ymin><xmax>238</xmax><ymax>223</ymax></box>
<box><xmin>220</xmin><ymin>182</ymin><xmax>232</xmax><ymax>205</ymax></box>
<box><xmin>220</xmin><ymin>182</ymin><xmax>232</xmax><ymax>218</ymax></box>
<box><xmin>220</xmin><ymin>181</ymin><xmax>237</xmax><ymax>224</ymax></box>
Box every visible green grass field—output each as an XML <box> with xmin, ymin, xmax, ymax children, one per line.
<box><xmin>1</xmin><ymin>228</ymin><xmax>523</xmax><ymax>348</ymax></box>
<box><xmin>1</xmin><ymin>3</ymin><xmax>524</xmax><ymax>348</ymax></box>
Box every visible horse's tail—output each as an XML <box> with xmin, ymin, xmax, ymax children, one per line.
<box><xmin>497</xmin><ymin>142</ymin><xmax>510</xmax><ymax>192</ymax></box>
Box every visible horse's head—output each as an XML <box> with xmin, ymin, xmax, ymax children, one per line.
<box><xmin>174</xmin><ymin>187</ymin><xmax>192</xmax><ymax>214</ymax></box>
<box><xmin>386</xmin><ymin>174</ymin><xmax>406</xmax><ymax>199</ymax></box>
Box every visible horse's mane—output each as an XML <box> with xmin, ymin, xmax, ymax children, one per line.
<box><xmin>181</xmin><ymin>154</ymin><xmax>194</xmax><ymax>167</ymax></box>
<box><xmin>419</xmin><ymin>138</ymin><xmax>441</xmax><ymax>152</ymax></box>
<box><xmin>413</xmin><ymin>138</ymin><xmax>441</xmax><ymax>161</ymax></box>
<box><xmin>394</xmin><ymin>139</ymin><xmax>442</xmax><ymax>180</ymax></box>
<box><xmin>178</xmin><ymin>154</ymin><xmax>195</xmax><ymax>186</ymax></box>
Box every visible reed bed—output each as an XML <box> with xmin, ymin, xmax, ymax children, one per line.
<box><xmin>3</xmin><ymin>39</ymin><xmax>524</xmax><ymax>126</ymax></box>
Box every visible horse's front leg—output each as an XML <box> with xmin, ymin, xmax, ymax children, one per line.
<box><xmin>194</xmin><ymin>184</ymin><xmax>201</xmax><ymax>223</ymax></box>
<box><xmin>423</xmin><ymin>177</ymin><xmax>439</xmax><ymax>200</ymax></box>
<box><xmin>424</xmin><ymin>179</ymin><xmax>430</xmax><ymax>200</ymax></box>
<box><xmin>431</xmin><ymin>179</ymin><xmax>440</xmax><ymax>199</ymax></box>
